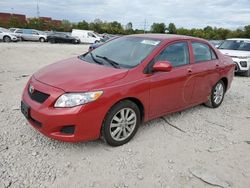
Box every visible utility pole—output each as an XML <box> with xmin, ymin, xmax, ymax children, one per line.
<box><xmin>36</xmin><ymin>0</ymin><xmax>40</xmax><ymax>18</ymax></box>
<box><xmin>143</xmin><ymin>19</ymin><xmax>147</xmax><ymax>33</ymax></box>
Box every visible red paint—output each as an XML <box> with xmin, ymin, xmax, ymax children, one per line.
<box><xmin>153</xmin><ymin>61</ymin><xmax>173</xmax><ymax>72</ymax></box>
<box><xmin>21</xmin><ymin>34</ymin><xmax>235</xmax><ymax>142</ymax></box>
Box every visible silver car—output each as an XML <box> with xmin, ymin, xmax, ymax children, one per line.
<box><xmin>12</xmin><ymin>29</ymin><xmax>47</xmax><ymax>42</ymax></box>
<box><xmin>0</xmin><ymin>27</ymin><xmax>19</xmax><ymax>42</ymax></box>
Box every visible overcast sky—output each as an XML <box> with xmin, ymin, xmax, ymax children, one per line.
<box><xmin>0</xmin><ymin>0</ymin><xmax>249</xmax><ymax>30</ymax></box>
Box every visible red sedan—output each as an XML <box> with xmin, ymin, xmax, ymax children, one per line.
<box><xmin>21</xmin><ymin>34</ymin><xmax>235</xmax><ymax>146</ymax></box>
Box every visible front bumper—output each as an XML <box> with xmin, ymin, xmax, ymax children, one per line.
<box><xmin>21</xmin><ymin>77</ymin><xmax>106</xmax><ymax>142</ymax></box>
<box><xmin>232</xmin><ymin>58</ymin><xmax>250</xmax><ymax>73</ymax></box>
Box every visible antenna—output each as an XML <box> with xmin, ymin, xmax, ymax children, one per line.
<box><xmin>36</xmin><ymin>0</ymin><xmax>40</xmax><ymax>18</ymax></box>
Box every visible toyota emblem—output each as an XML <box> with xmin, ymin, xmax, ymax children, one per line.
<box><xmin>29</xmin><ymin>84</ymin><xmax>35</xmax><ymax>94</ymax></box>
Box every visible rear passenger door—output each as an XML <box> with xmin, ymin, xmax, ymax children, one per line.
<box><xmin>31</xmin><ymin>30</ymin><xmax>40</xmax><ymax>41</ymax></box>
<box><xmin>189</xmin><ymin>41</ymin><xmax>220</xmax><ymax>104</ymax></box>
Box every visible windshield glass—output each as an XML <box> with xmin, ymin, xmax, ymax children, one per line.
<box><xmin>0</xmin><ymin>27</ymin><xmax>9</xmax><ymax>32</ymax></box>
<box><xmin>80</xmin><ymin>37</ymin><xmax>161</xmax><ymax>68</ymax></box>
<box><xmin>218</xmin><ymin>40</ymin><xmax>250</xmax><ymax>51</ymax></box>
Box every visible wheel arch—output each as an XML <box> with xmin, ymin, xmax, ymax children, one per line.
<box><xmin>220</xmin><ymin>77</ymin><xmax>228</xmax><ymax>91</ymax></box>
<box><xmin>107</xmin><ymin>97</ymin><xmax>145</xmax><ymax>123</ymax></box>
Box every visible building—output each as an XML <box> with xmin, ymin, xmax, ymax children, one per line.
<box><xmin>0</xmin><ymin>12</ymin><xmax>62</xmax><ymax>29</ymax></box>
<box><xmin>0</xmin><ymin>12</ymin><xmax>26</xmax><ymax>27</ymax></box>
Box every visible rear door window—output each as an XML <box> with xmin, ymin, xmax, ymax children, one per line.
<box><xmin>192</xmin><ymin>42</ymin><xmax>217</xmax><ymax>62</ymax></box>
<box><xmin>16</xmin><ymin>29</ymin><xmax>23</xmax><ymax>33</ymax></box>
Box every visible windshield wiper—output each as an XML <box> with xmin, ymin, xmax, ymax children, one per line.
<box><xmin>90</xmin><ymin>52</ymin><xmax>104</xmax><ymax>65</ymax></box>
<box><xmin>95</xmin><ymin>55</ymin><xmax>120</xmax><ymax>68</ymax></box>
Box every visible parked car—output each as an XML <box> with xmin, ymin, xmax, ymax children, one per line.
<box><xmin>89</xmin><ymin>36</ymin><xmax>120</xmax><ymax>51</ymax></box>
<box><xmin>71</xmin><ymin>29</ymin><xmax>102</xmax><ymax>43</ymax></box>
<box><xmin>209</xmin><ymin>40</ymin><xmax>224</xmax><ymax>48</ymax></box>
<box><xmin>12</xmin><ymin>29</ymin><xmax>47</xmax><ymax>42</ymax></box>
<box><xmin>21</xmin><ymin>34</ymin><xmax>234</xmax><ymax>146</ymax></box>
<box><xmin>0</xmin><ymin>27</ymin><xmax>19</xmax><ymax>42</ymax></box>
<box><xmin>47</xmin><ymin>32</ymin><xmax>80</xmax><ymax>44</ymax></box>
<box><xmin>218</xmin><ymin>38</ymin><xmax>250</xmax><ymax>77</ymax></box>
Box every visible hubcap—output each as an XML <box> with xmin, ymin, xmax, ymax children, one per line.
<box><xmin>110</xmin><ymin>108</ymin><xmax>137</xmax><ymax>141</ymax></box>
<box><xmin>213</xmin><ymin>82</ymin><xmax>224</xmax><ymax>104</ymax></box>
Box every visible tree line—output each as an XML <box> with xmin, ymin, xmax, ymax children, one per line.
<box><xmin>1</xmin><ymin>16</ymin><xmax>249</xmax><ymax>39</ymax></box>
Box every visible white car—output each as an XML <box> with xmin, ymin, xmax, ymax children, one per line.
<box><xmin>71</xmin><ymin>29</ymin><xmax>102</xmax><ymax>43</ymax></box>
<box><xmin>218</xmin><ymin>38</ymin><xmax>250</xmax><ymax>77</ymax></box>
<box><xmin>0</xmin><ymin>27</ymin><xmax>19</xmax><ymax>42</ymax></box>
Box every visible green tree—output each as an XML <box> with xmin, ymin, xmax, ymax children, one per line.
<box><xmin>244</xmin><ymin>25</ymin><xmax>250</xmax><ymax>38</ymax></box>
<box><xmin>77</xmin><ymin>20</ymin><xmax>89</xmax><ymax>30</ymax></box>
<box><xmin>60</xmin><ymin>19</ymin><xmax>72</xmax><ymax>32</ymax></box>
<box><xmin>176</xmin><ymin>27</ymin><xmax>190</xmax><ymax>36</ymax></box>
<box><xmin>9</xmin><ymin>16</ymin><xmax>25</xmax><ymax>28</ymax></box>
<box><xmin>168</xmin><ymin>23</ymin><xmax>177</xmax><ymax>34</ymax></box>
<box><xmin>26</xmin><ymin>18</ymin><xmax>44</xmax><ymax>30</ymax></box>
<box><xmin>151</xmin><ymin>23</ymin><xmax>166</xmax><ymax>33</ymax></box>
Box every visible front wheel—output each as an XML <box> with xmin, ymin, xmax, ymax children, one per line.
<box><xmin>204</xmin><ymin>80</ymin><xmax>225</xmax><ymax>108</ymax></box>
<box><xmin>101</xmin><ymin>100</ymin><xmax>141</xmax><ymax>146</ymax></box>
<box><xmin>39</xmin><ymin>37</ymin><xmax>45</xmax><ymax>42</ymax></box>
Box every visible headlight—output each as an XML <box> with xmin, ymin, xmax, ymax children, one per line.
<box><xmin>54</xmin><ymin>91</ymin><xmax>103</xmax><ymax>108</ymax></box>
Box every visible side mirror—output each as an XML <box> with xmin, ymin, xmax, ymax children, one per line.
<box><xmin>153</xmin><ymin>61</ymin><xmax>173</xmax><ymax>72</ymax></box>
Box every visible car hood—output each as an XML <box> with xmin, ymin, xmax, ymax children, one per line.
<box><xmin>2</xmin><ymin>32</ymin><xmax>16</xmax><ymax>37</ymax></box>
<box><xmin>34</xmin><ymin>57</ymin><xmax>128</xmax><ymax>92</ymax></box>
<box><xmin>219</xmin><ymin>49</ymin><xmax>250</xmax><ymax>57</ymax></box>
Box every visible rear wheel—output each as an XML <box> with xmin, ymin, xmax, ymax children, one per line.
<box><xmin>205</xmin><ymin>80</ymin><xmax>225</xmax><ymax>108</ymax></box>
<box><xmin>3</xmin><ymin>36</ymin><xmax>11</xmax><ymax>42</ymax></box>
<box><xmin>102</xmin><ymin>100</ymin><xmax>140</xmax><ymax>146</ymax></box>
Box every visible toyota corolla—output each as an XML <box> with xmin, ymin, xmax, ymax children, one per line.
<box><xmin>21</xmin><ymin>34</ymin><xmax>235</xmax><ymax>146</ymax></box>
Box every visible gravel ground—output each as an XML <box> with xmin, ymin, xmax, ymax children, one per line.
<box><xmin>0</xmin><ymin>42</ymin><xmax>250</xmax><ymax>188</ymax></box>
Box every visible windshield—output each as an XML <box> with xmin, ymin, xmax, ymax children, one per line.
<box><xmin>80</xmin><ymin>37</ymin><xmax>161</xmax><ymax>68</ymax></box>
<box><xmin>0</xmin><ymin>27</ymin><xmax>9</xmax><ymax>32</ymax></box>
<box><xmin>218</xmin><ymin>40</ymin><xmax>250</xmax><ymax>51</ymax></box>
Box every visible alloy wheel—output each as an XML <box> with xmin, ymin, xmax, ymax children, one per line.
<box><xmin>109</xmin><ymin>108</ymin><xmax>137</xmax><ymax>141</ymax></box>
<box><xmin>213</xmin><ymin>82</ymin><xmax>224</xmax><ymax>105</ymax></box>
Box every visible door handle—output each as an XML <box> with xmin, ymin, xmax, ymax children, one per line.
<box><xmin>187</xmin><ymin>69</ymin><xmax>192</xmax><ymax>75</ymax></box>
<box><xmin>216</xmin><ymin>64</ymin><xmax>219</xmax><ymax>68</ymax></box>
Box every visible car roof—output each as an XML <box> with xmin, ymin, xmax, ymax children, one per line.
<box><xmin>226</xmin><ymin>38</ymin><xmax>250</xmax><ymax>42</ymax></box>
<box><xmin>129</xmin><ymin>33</ymin><xmax>204</xmax><ymax>41</ymax></box>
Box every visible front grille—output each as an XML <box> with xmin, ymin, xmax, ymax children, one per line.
<box><xmin>28</xmin><ymin>89</ymin><xmax>50</xmax><ymax>103</ymax></box>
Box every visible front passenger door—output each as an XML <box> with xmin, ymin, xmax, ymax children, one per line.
<box><xmin>149</xmin><ymin>41</ymin><xmax>193</xmax><ymax>118</ymax></box>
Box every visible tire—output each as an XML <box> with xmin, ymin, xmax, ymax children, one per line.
<box><xmin>39</xmin><ymin>37</ymin><xmax>45</xmax><ymax>42</ymax></box>
<box><xmin>3</xmin><ymin>36</ymin><xmax>11</xmax><ymax>42</ymax></box>
<box><xmin>101</xmin><ymin>100</ymin><xmax>141</xmax><ymax>146</ymax></box>
<box><xmin>242</xmin><ymin>68</ymin><xmax>250</xmax><ymax>77</ymax></box>
<box><xmin>94</xmin><ymin>40</ymin><xmax>99</xmax><ymax>43</ymax></box>
<box><xmin>204</xmin><ymin>80</ymin><xmax>225</xmax><ymax>108</ymax></box>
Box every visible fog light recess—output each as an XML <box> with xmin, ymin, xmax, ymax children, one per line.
<box><xmin>60</xmin><ymin>125</ymin><xmax>75</xmax><ymax>135</ymax></box>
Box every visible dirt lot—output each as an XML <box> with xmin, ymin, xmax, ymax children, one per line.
<box><xmin>0</xmin><ymin>42</ymin><xmax>250</xmax><ymax>188</ymax></box>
